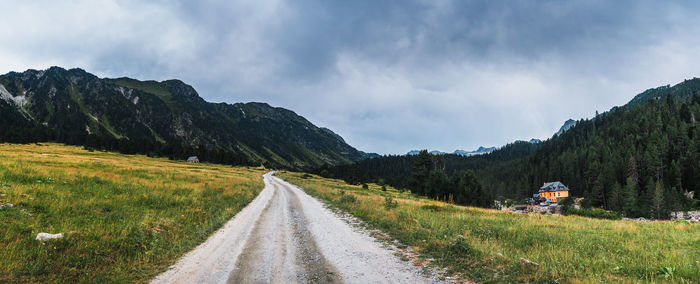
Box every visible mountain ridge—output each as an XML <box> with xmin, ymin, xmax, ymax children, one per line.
<box><xmin>408</xmin><ymin>138</ymin><xmax>540</xmax><ymax>157</ymax></box>
<box><xmin>0</xmin><ymin>66</ymin><xmax>365</xmax><ymax>169</ymax></box>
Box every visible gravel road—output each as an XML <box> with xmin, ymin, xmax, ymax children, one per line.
<box><xmin>151</xmin><ymin>172</ymin><xmax>440</xmax><ymax>284</ymax></box>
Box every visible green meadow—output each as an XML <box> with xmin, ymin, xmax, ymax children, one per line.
<box><xmin>0</xmin><ymin>143</ymin><xmax>264</xmax><ymax>282</ymax></box>
<box><xmin>280</xmin><ymin>172</ymin><xmax>700</xmax><ymax>283</ymax></box>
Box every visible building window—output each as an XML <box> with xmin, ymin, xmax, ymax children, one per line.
<box><xmin>557</xmin><ymin>192</ymin><xmax>560</xmax><ymax>196</ymax></box>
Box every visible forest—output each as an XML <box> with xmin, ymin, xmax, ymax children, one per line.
<box><xmin>320</xmin><ymin>93</ymin><xmax>700</xmax><ymax>218</ymax></box>
<box><xmin>0</xmin><ymin>115</ymin><xmax>253</xmax><ymax>167</ymax></box>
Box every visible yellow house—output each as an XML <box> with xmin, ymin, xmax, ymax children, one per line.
<box><xmin>538</xmin><ymin>181</ymin><xmax>569</xmax><ymax>202</ymax></box>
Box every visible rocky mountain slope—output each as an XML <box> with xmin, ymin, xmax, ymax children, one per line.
<box><xmin>626</xmin><ymin>77</ymin><xmax>700</xmax><ymax>107</ymax></box>
<box><xmin>555</xmin><ymin>119</ymin><xmax>578</xmax><ymax>136</ymax></box>
<box><xmin>0</xmin><ymin>67</ymin><xmax>368</xmax><ymax>169</ymax></box>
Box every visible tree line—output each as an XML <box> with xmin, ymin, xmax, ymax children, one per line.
<box><xmin>319</xmin><ymin>93</ymin><xmax>700</xmax><ymax>218</ymax></box>
<box><xmin>0</xmin><ymin>123</ymin><xmax>253</xmax><ymax>167</ymax></box>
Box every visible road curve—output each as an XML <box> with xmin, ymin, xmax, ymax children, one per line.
<box><xmin>151</xmin><ymin>172</ymin><xmax>438</xmax><ymax>284</ymax></box>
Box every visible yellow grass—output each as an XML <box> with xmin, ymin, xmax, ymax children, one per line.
<box><xmin>0</xmin><ymin>143</ymin><xmax>264</xmax><ymax>283</ymax></box>
<box><xmin>280</xmin><ymin>171</ymin><xmax>700</xmax><ymax>283</ymax></box>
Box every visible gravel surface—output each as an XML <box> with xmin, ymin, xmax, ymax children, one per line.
<box><xmin>151</xmin><ymin>172</ymin><xmax>441</xmax><ymax>284</ymax></box>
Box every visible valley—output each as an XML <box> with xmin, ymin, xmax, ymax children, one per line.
<box><xmin>4</xmin><ymin>2</ymin><xmax>700</xmax><ymax>283</ymax></box>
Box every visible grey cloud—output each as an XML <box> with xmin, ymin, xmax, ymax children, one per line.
<box><xmin>2</xmin><ymin>1</ymin><xmax>700</xmax><ymax>154</ymax></box>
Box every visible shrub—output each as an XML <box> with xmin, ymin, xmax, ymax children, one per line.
<box><xmin>559</xmin><ymin>197</ymin><xmax>574</xmax><ymax>211</ymax></box>
<box><xmin>421</xmin><ymin>204</ymin><xmax>457</xmax><ymax>212</ymax></box>
<box><xmin>448</xmin><ymin>235</ymin><xmax>478</xmax><ymax>258</ymax></box>
<box><xmin>361</xmin><ymin>183</ymin><xmax>369</xmax><ymax>189</ymax></box>
<box><xmin>384</xmin><ymin>196</ymin><xmax>398</xmax><ymax>209</ymax></box>
<box><xmin>657</xmin><ymin>266</ymin><xmax>676</xmax><ymax>279</ymax></box>
<box><xmin>381</xmin><ymin>185</ymin><xmax>387</xmax><ymax>191</ymax></box>
<box><xmin>301</xmin><ymin>173</ymin><xmax>312</xmax><ymax>179</ymax></box>
<box><xmin>339</xmin><ymin>194</ymin><xmax>357</xmax><ymax>204</ymax></box>
<box><xmin>564</xmin><ymin>207</ymin><xmax>621</xmax><ymax>220</ymax></box>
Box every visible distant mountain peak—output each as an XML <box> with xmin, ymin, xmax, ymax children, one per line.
<box><xmin>555</xmin><ymin>119</ymin><xmax>577</xmax><ymax>136</ymax></box>
<box><xmin>454</xmin><ymin>146</ymin><xmax>496</xmax><ymax>156</ymax></box>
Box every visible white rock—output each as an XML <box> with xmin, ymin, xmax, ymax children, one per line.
<box><xmin>520</xmin><ymin>258</ymin><xmax>539</xmax><ymax>266</ymax></box>
<box><xmin>0</xmin><ymin>84</ymin><xmax>26</xmax><ymax>106</ymax></box>
<box><xmin>36</xmin><ymin>232</ymin><xmax>63</xmax><ymax>243</ymax></box>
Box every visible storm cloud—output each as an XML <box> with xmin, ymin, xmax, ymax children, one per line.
<box><xmin>1</xmin><ymin>0</ymin><xmax>699</xmax><ymax>154</ymax></box>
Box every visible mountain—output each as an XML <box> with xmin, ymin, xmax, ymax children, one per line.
<box><xmin>410</xmin><ymin>139</ymin><xmax>539</xmax><ymax>157</ymax></box>
<box><xmin>407</xmin><ymin>150</ymin><xmax>448</xmax><ymax>155</ymax></box>
<box><xmin>454</xmin><ymin>146</ymin><xmax>496</xmax><ymax>156</ymax></box>
<box><xmin>0</xmin><ymin>67</ymin><xmax>365</xmax><ymax>169</ymax></box>
<box><xmin>514</xmin><ymin>138</ymin><xmax>542</xmax><ymax>144</ymax></box>
<box><xmin>408</xmin><ymin>148</ymin><xmax>493</xmax><ymax>156</ymax></box>
<box><xmin>555</xmin><ymin>119</ymin><xmax>577</xmax><ymax>136</ymax></box>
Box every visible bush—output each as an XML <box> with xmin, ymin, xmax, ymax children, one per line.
<box><xmin>420</xmin><ymin>204</ymin><xmax>458</xmax><ymax>212</ymax></box>
<box><xmin>448</xmin><ymin>235</ymin><xmax>478</xmax><ymax>258</ymax></box>
<box><xmin>384</xmin><ymin>196</ymin><xmax>398</xmax><ymax>209</ymax></box>
<box><xmin>564</xmin><ymin>207</ymin><xmax>621</xmax><ymax>220</ymax></box>
<box><xmin>381</xmin><ymin>185</ymin><xmax>387</xmax><ymax>191</ymax></box>
<box><xmin>559</xmin><ymin>197</ymin><xmax>574</xmax><ymax>211</ymax></box>
<box><xmin>361</xmin><ymin>183</ymin><xmax>369</xmax><ymax>189</ymax></box>
<box><xmin>339</xmin><ymin>194</ymin><xmax>357</xmax><ymax>204</ymax></box>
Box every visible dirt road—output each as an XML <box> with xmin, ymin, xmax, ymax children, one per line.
<box><xmin>151</xmin><ymin>172</ymin><xmax>439</xmax><ymax>284</ymax></box>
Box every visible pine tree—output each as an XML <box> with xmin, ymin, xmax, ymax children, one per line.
<box><xmin>408</xmin><ymin>150</ymin><xmax>432</xmax><ymax>195</ymax></box>
<box><xmin>426</xmin><ymin>170</ymin><xmax>448</xmax><ymax>199</ymax></box>
<box><xmin>590</xmin><ymin>174</ymin><xmax>606</xmax><ymax>208</ymax></box>
<box><xmin>622</xmin><ymin>178</ymin><xmax>638</xmax><ymax>217</ymax></box>
<box><xmin>652</xmin><ymin>180</ymin><xmax>666</xmax><ymax>219</ymax></box>
<box><xmin>669</xmin><ymin>159</ymin><xmax>682</xmax><ymax>190</ymax></box>
<box><xmin>608</xmin><ymin>182</ymin><xmax>622</xmax><ymax>212</ymax></box>
<box><xmin>627</xmin><ymin>156</ymin><xmax>639</xmax><ymax>183</ymax></box>
<box><xmin>640</xmin><ymin>177</ymin><xmax>656</xmax><ymax>217</ymax></box>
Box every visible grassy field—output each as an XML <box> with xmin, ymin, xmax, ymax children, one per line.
<box><xmin>279</xmin><ymin>172</ymin><xmax>700</xmax><ymax>283</ymax></box>
<box><xmin>0</xmin><ymin>143</ymin><xmax>264</xmax><ymax>283</ymax></box>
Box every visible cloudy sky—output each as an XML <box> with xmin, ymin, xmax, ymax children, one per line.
<box><xmin>1</xmin><ymin>0</ymin><xmax>699</xmax><ymax>154</ymax></box>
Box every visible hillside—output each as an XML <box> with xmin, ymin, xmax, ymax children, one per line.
<box><xmin>626</xmin><ymin>77</ymin><xmax>700</xmax><ymax>107</ymax></box>
<box><xmin>323</xmin><ymin>78</ymin><xmax>700</xmax><ymax>218</ymax></box>
<box><xmin>280</xmin><ymin>172</ymin><xmax>700</xmax><ymax>283</ymax></box>
<box><xmin>0</xmin><ymin>143</ymin><xmax>264</xmax><ymax>282</ymax></box>
<box><xmin>0</xmin><ymin>67</ymin><xmax>367</xmax><ymax>170</ymax></box>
